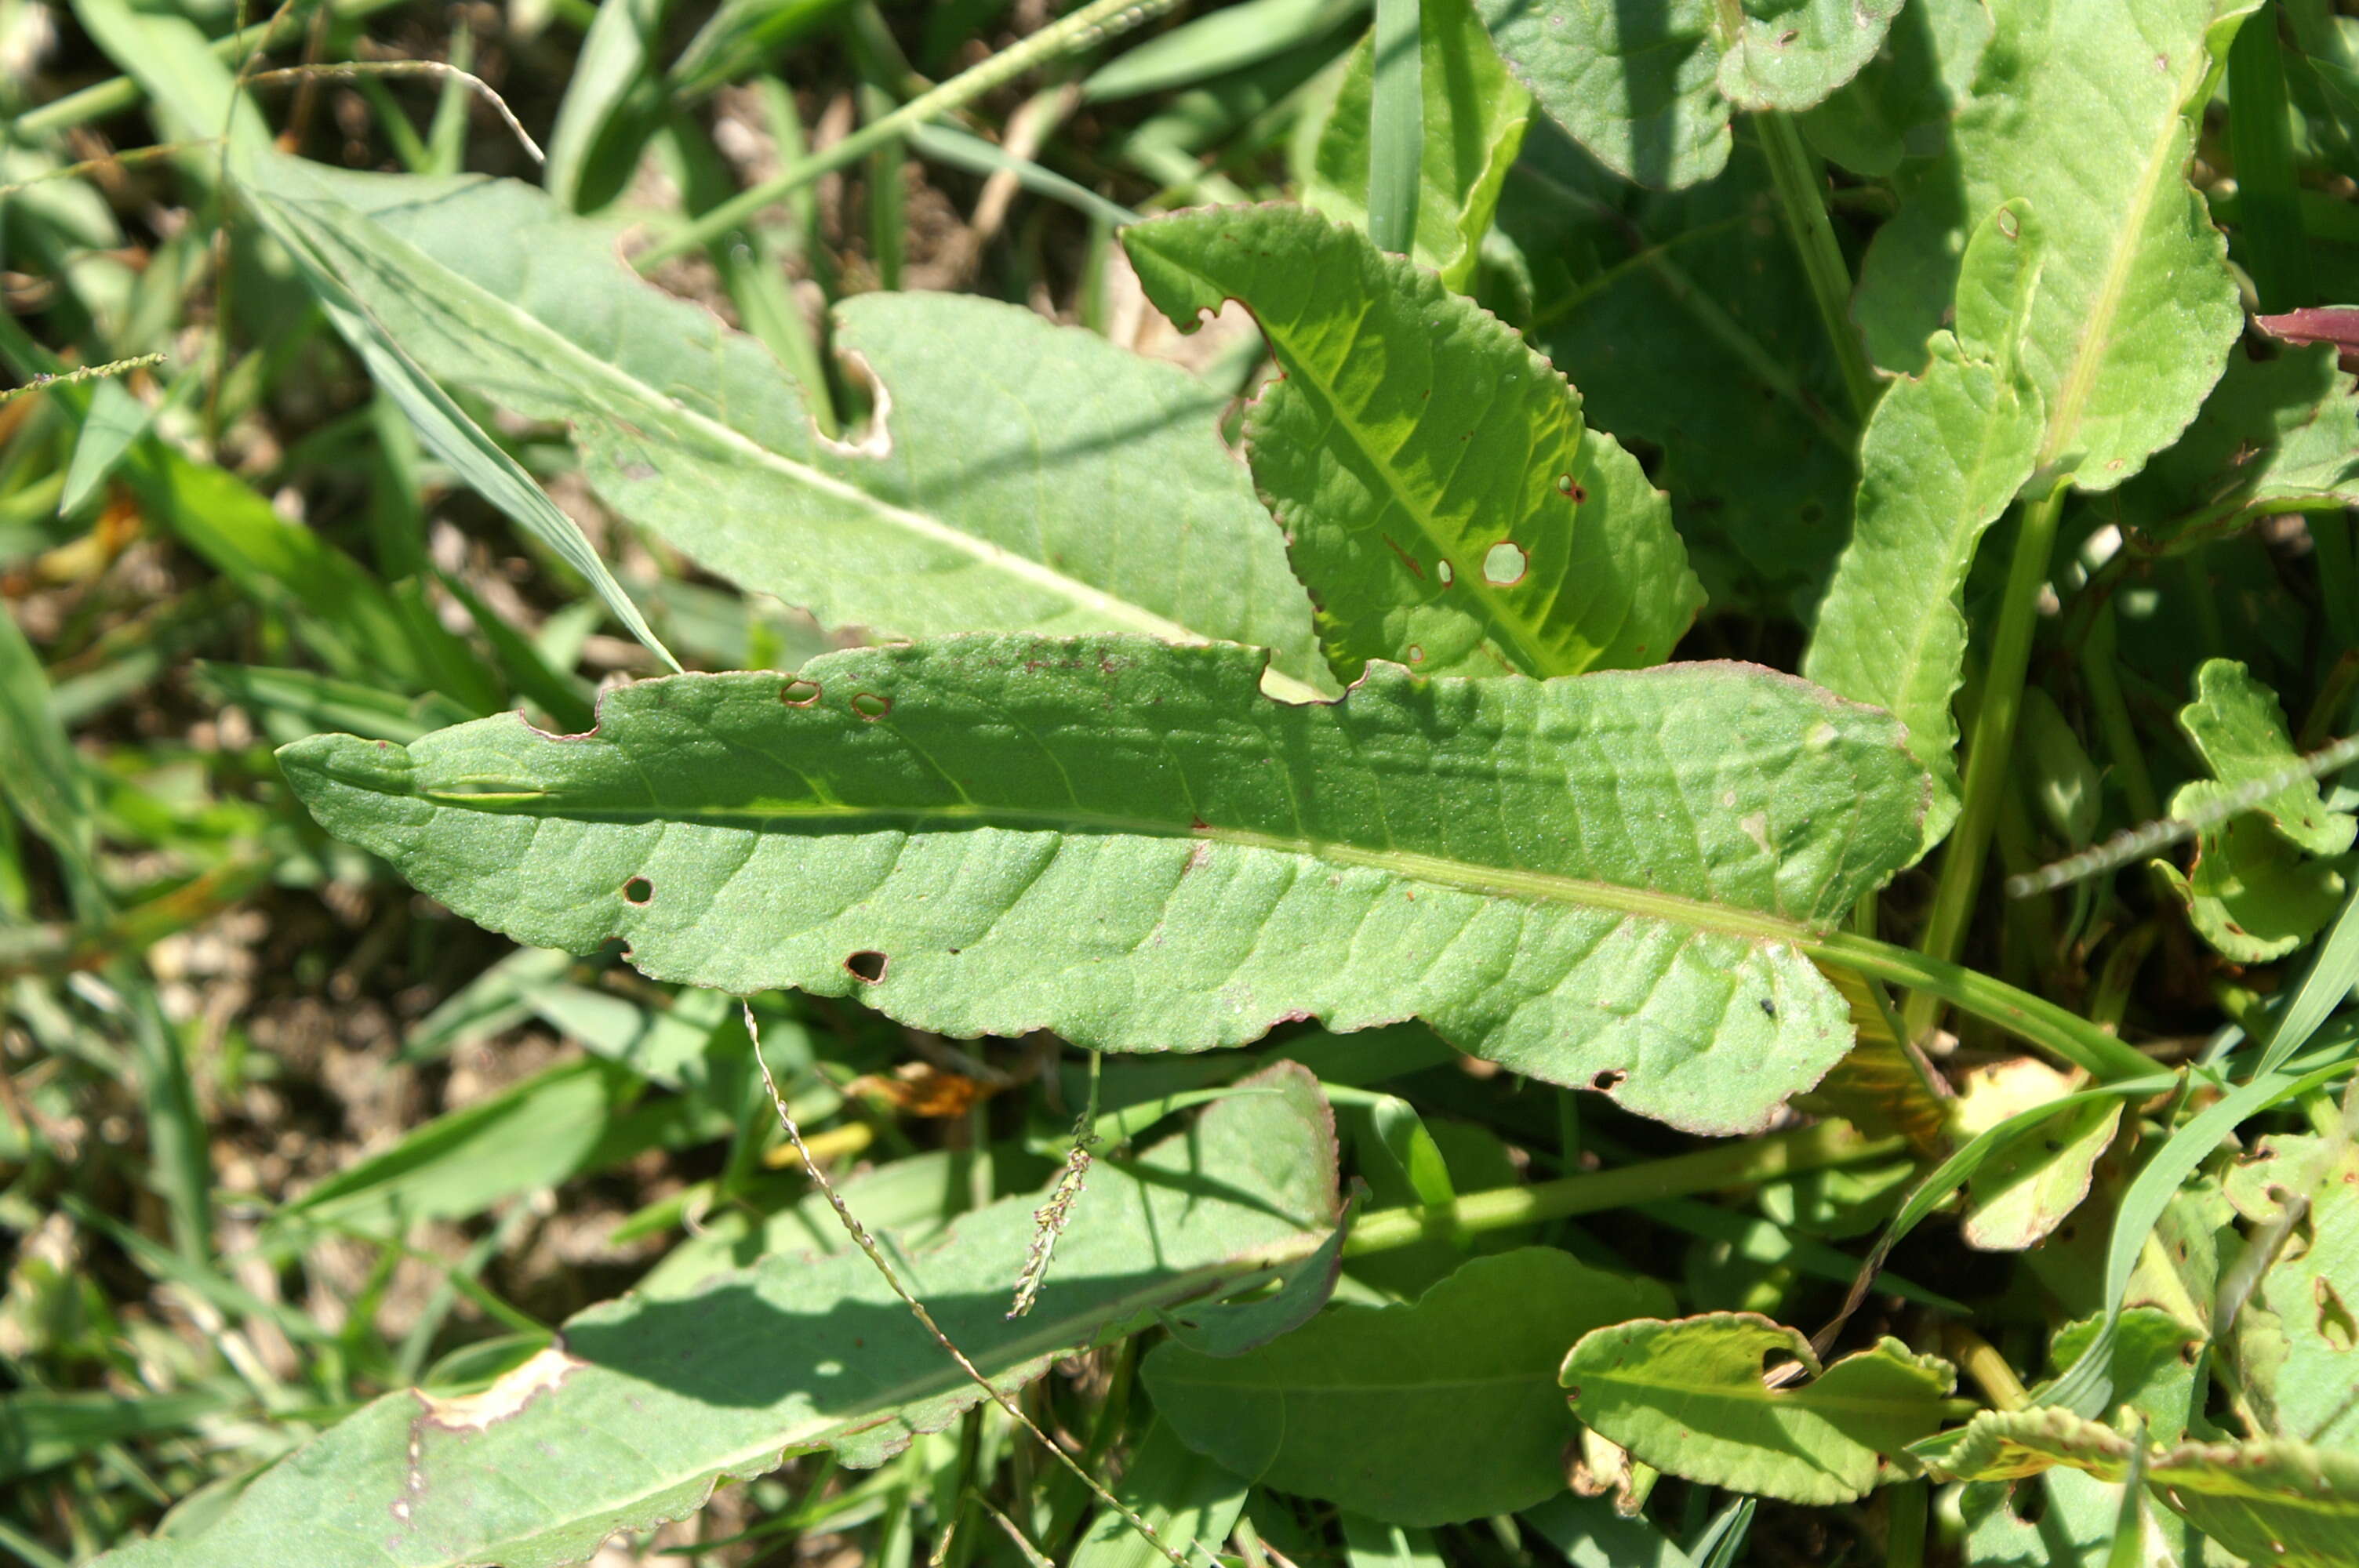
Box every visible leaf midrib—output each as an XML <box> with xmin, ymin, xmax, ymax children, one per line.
<box><xmin>2036</xmin><ymin>44</ymin><xmax>2212</xmax><ymax>470</ymax></box>
<box><xmin>294</xmin><ymin>189</ymin><xmax>1328</xmax><ymax>699</ymax></box>
<box><xmin>410</xmin><ymin>789</ymin><xmax>1821</xmax><ymax>942</ymax></box>
<box><xmin>1244</xmin><ymin>281</ymin><xmax>1573</xmax><ymax>678</ymax></box>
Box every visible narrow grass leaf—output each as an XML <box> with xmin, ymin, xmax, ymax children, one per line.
<box><xmin>266</xmin><ymin>1058</ymin><xmax>716</xmax><ymax>1238</ymax></box>
<box><xmin>1149</xmin><ymin>1248</ymin><xmax>1670</xmax><ymax>1525</ymax></box>
<box><xmin>98</xmin><ymin>1082</ymin><xmax>1338</xmax><ymax>1568</ymax></box>
<box><xmin>0</xmin><ymin>609</ymin><xmax>99</xmax><ymax>908</ymax></box>
<box><xmin>2250</xmin><ymin>880</ymin><xmax>2359</xmax><ymax>1080</ymax></box>
<box><xmin>2040</xmin><ymin>1056</ymin><xmax>2354</xmax><ymax>1417</ymax></box>
<box><xmin>1125</xmin><ymin>205</ymin><xmax>1701</xmax><ymax>684</ymax></box>
<box><xmin>543</xmin><ymin>0</ymin><xmax>669</xmax><ymax>211</ymax></box>
<box><xmin>0</xmin><ymin>1390</ymin><xmax>234</xmax><ymax>1485</ymax></box>
<box><xmin>1365</xmin><ymin>0</ymin><xmax>1423</xmax><ymax>254</ymax></box>
<box><xmin>278</xmin><ymin>635</ymin><xmax>1929</xmax><ymax>1134</ymax></box>
<box><xmin>57</xmin><ymin>378</ymin><xmax>156</xmax><ymax>516</ymax></box>
<box><xmin>234</xmin><ymin>151</ymin><xmax>678</xmax><ymax>671</ymax></box>
<box><xmin>1303</xmin><ymin>0</ymin><xmax>1531</xmax><ymax>289</ymax></box>
<box><xmin>1561</xmin><ymin>1313</ymin><xmax>1954</xmax><ymax>1505</ymax></box>
<box><xmin>1082</xmin><ymin>0</ymin><xmax>1366</xmax><ymax>101</ymax></box>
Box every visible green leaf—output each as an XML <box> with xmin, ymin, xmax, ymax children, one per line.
<box><xmin>1517</xmin><ymin>1494</ymin><xmax>1696</xmax><ymax>1568</ymax></box>
<box><xmin>1854</xmin><ymin>0</ymin><xmax>2252</xmax><ymax>489</ymax></box>
<box><xmin>97</xmin><ymin>1068</ymin><xmax>1338</xmax><ymax>1568</ymax></box>
<box><xmin>1561</xmin><ymin>1313</ymin><xmax>1955</xmax><ymax>1504</ymax></box>
<box><xmin>668</xmin><ymin>0</ymin><xmax>851</xmax><ymax>97</ymax></box>
<box><xmin>1341</xmin><ymin>1514</ymin><xmax>1445</xmax><ymax>1568</ymax></box>
<box><xmin>1082</xmin><ymin>0</ymin><xmax>1366</xmax><ymax>102</ymax></box>
<box><xmin>1303</xmin><ymin>0</ymin><xmax>1532</xmax><ymax>289</ymax></box>
<box><xmin>2155</xmin><ymin>814</ymin><xmax>2348</xmax><ymax>963</ymax></box>
<box><xmin>1068</xmin><ymin>1417</ymin><xmax>1252</xmax><ymax>1568</ymax></box>
<box><xmin>1797</xmin><ymin>0</ymin><xmax>1993</xmax><ymax>176</ymax></box>
<box><xmin>1125</xmin><ymin>205</ymin><xmax>1700</xmax><ymax>684</ymax></box>
<box><xmin>1147</xmin><ymin>1247</ymin><xmax>1670</xmax><ymax>1526</ymax></box>
<box><xmin>235</xmin><ymin>151</ymin><xmax>680</xmax><ymax>671</ymax></box>
<box><xmin>1365</xmin><ymin>0</ymin><xmax>1425</xmax><ymax>256</ymax></box>
<box><xmin>1475</xmin><ymin>0</ymin><xmax>1903</xmax><ymax>189</ymax></box>
<box><xmin>2180</xmin><ymin>659</ymin><xmax>2357</xmax><ymax>859</ymax></box>
<box><xmin>543</xmin><ymin>0</ymin><xmax>670</xmax><ymax>212</ymax></box>
<box><xmin>1921</xmin><ymin>1414</ymin><xmax>2359</xmax><ymax>1567</ymax></box>
<box><xmin>1952</xmin><ymin>1058</ymin><xmax>2122</xmax><ymax>1252</ymax></box>
<box><xmin>1477</xmin><ymin>0</ymin><xmax>1727</xmax><ymax>190</ymax></box>
<box><xmin>58</xmin><ymin>378</ymin><xmax>157</xmax><ymax>517</ymax></box>
<box><xmin>2050</xmin><ymin>1308</ymin><xmax>2205</xmax><ymax>1443</ymax></box>
<box><xmin>0</xmin><ymin>608</ymin><xmax>97</xmax><ymax>904</ymax></box>
<box><xmin>1506</xmin><ymin>130</ymin><xmax>1859</xmax><ymax>606</ymax></box>
<box><xmin>2106</xmin><ymin>345</ymin><xmax>2359</xmax><ymax>554</ymax></box>
<box><xmin>70</xmin><ymin>4</ymin><xmax>678</xmax><ymax>674</ymax></box>
<box><xmin>1162</xmin><ymin>1210</ymin><xmax>1352</xmax><ymax>1356</ymax></box>
<box><xmin>0</xmin><ymin>1389</ymin><xmax>236</xmax><ymax>1486</ymax></box>
<box><xmin>1804</xmin><ymin>199</ymin><xmax>2045</xmax><ymax>851</ymax></box>
<box><xmin>119</xmin><ymin>435</ymin><xmax>448</xmax><ymax>698</ymax></box>
<box><xmin>277</xmin><ymin>635</ymin><xmax>1929</xmax><ymax>1134</ymax></box>
<box><xmin>2040</xmin><ymin>1055</ymin><xmax>2355</xmax><ymax>1419</ymax></box>
<box><xmin>2157</xmin><ymin>659</ymin><xmax>2355</xmax><ymax>962</ymax></box>
<box><xmin>249</xmin><ymin>163</ymin><xmax>1326</xmax><ymax>693</ymax></box>
<box><xmin>2227</xmin><ymin>1135</ymin><xmax>2359</xmax><ymax>1448</ymax></box>
<box><xmin>1712</xmin><ymin>0</ymin><xmax>1910</xmax><ymax>113</ymax></box>
<box><xmin>266</xmin><ymin>1058</ymin><xmax>714</xmax><ymax>1238</ymax></box>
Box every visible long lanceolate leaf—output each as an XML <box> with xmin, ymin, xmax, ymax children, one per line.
<box><xmin>1805</xmin><ymin>202</ymin><xmax>2045</xmax><ymax>851</ymax></box>
<box><xmin>98</xmin><ymin>1071</ymin><xmax>1339</xmax><ymax>1568</ymax></box>
<box><xmin>280</xmin><ymin>636</ymin><xmax>1929</xmax><ymax>1134</ymax></box>
<box><xmin>1856</xmin><ymin>0</ymin><xmax>2255</xmax><ymax>488</ymax></box>
<box><xmin>1125</xmin><ymin>205</ymin><xmax>1702</xmax><ymax>684</ymax></box>
<box><xmin>245</xmin><ymin>163</ymin><xmax>1329</xmax><ymax>695</ymax></box>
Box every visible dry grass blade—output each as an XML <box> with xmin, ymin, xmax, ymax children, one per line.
<box><xmin>243</xmin><ymin>62</ymin><xmax>545</xmax><ymax>163</ymax></box>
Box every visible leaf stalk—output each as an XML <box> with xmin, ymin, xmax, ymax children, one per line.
<box><xmin>1904</xmin><ymin>486</ymin><xmax>2069</xmax><ymax>1043</ymax></box>
<box><xmin>1754</xmin><ymin>108</ymin><xmax>1880</xmax><ymax>425</ymax></box>
<box><xmin>1341</xmin><ymin>1121</ymin><xmax>1905</xmax><ymax>1257</ymax></box>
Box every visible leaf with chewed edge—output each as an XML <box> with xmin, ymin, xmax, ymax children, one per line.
<box><xmin>1562</xmin><ymin>1313</ymin><xmax>1955</xmax><ymax>1504</ymax></box>
<box><xmin>278</xmin><ymin>634</ymin><xmax>1929</xmax><ymax>1135</ymax></box>
<box><xmin>1854</xmin><ymin>0</ymin><xmax>2253</xmax><ymax>491</ymax></box>
<box><xmin>95</xmin><ymin>1066</ymin><xmax>1339</xmax><ymax>1568</ymax></box>
<box><xmin>1125</xmin><ymin>205</ymin><xmax>1702</xmax><ymax>687</ymax></box>
<box><xmin>227</xmin><ymin>160</ymin><xmax>1329</xmax><ymax>694</ymax></box>
<box><xmin>1474</xmin><ymin>0</ymin><xmax>1904</xmax><ymax>189</ymax></box>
